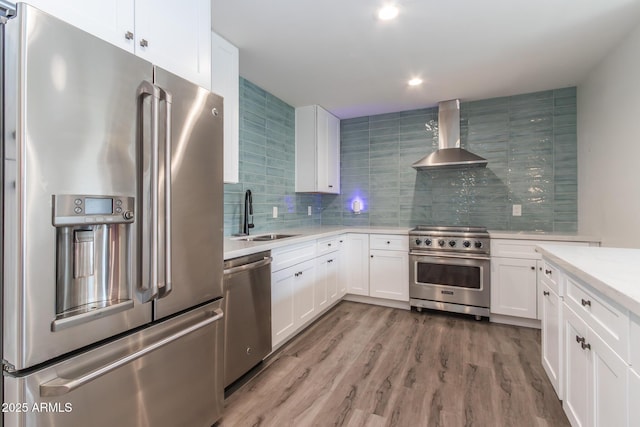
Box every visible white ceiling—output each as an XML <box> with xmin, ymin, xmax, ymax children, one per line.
<box><xmin>212</xmin><ymin>0</ymin><xmax>640</xmax><ymax>119</ymax></box>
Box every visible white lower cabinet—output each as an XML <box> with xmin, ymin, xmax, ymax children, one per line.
<box><xmin>630</xmin><ymin>368</ymin><xmax>640</xmax><ymax>426</ymax></box>
<box><xmin>541</xmin><ymin>279</ymin><xmax>562</xmax><ymax>399</ymax></box>
<box><xmin>271</xmin><ymin>265</ymin><xmax>296</xmax><ymax>348</ymax></box>
<box><xmin>294</xmin><ymin>259</ymin><xmax>317</xmax><ymax>325</ymax></box>
<box><xmin>491</xmin><ymin>257</ymin><xmax>538</xmax><ymax>319</ymax></box>
<box><xmin>316</xmin><ymin>252</ymin><xmax>339</xmax><ymax>312</ymax></box>
<box><xmin>563</xmin><ymin>303</ymin><xmax>628</xmax><ymax>427</ymax></box>
<box><xmin>271</xmin><ymin>258</ymin><xmax>316</xmax><ymax>348</ymax></box>
<box><xmin>346</xmin><ymin>234</ymin><xmax>370</xmax><ymax>296</ymax></box>
<box><xmin>337</xmin><ymin>236</ymin><xmax>347</xmax><ymax>299</ymax></box>
<box><xmin>369</xmin><ymin>249</ymin><xmax>408</xmax><ymax>301</ymax></box>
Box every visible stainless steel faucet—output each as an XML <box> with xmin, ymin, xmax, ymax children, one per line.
<box><xmin>243</xmin><ymin>189</ymin><xmax>254</xmax><ymax>235</ymax></box>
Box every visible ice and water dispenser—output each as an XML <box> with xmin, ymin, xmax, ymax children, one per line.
<box><xmin>52</xmin><ymin>194</ymin><xmax>135</xmax><ymax>331</ymax></box>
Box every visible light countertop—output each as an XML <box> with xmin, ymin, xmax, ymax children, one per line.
<box><xmin>224</xmin><ymin>225</ymin><xmax>598</xmax><ymax>260</ymax></box>
<box><xmin>536</xmin><ymin>244</ymin><xmax>640</xmax><ymax>315</ymax></box>
<box><xmin>224</xmin><ymin>226</ymin><xmax>410</xmax><ymax>260</ymax></box>
<box><xmin>489</xmin><ymin>230</ymin><xmax>600</xmax><ymax>243</ymax></box>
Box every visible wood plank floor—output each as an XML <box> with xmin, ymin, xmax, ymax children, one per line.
<box><xmin>219</xmin><ymin>301</ymin><xmax>569</xmax><ymax>427</ymax></box>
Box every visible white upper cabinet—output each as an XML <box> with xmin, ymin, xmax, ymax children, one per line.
<box><xmin>133</xmin><ymin>0</ymin><xmax>211</xmax><ymax>89</ymax></box>
<box><xmin>24</xmin><ymin>0</ymin><xmax>135</xmax><ymax>52</ymax></box>
<box><xmin>24</xmin><ymin>0</ymin><xmax>211</xmax><ymax>89</ymax></box>
<box><xmin>295</xmin><ymin>105</ymin><xmax>340</xmax><ymax>194</ymax></box>
<box><xmin>211</xmin><ymin>32</ymin><xmax>239</xmax><ymax>183</ymax></box>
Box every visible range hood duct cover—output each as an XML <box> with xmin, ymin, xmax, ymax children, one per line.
<box><xmin>412</xmin><ymin>99</ymin><xmax>488</xmax><ymax>170</ymax></box>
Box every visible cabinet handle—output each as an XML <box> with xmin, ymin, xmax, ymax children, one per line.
<box><xmin>530</xmin><ymin>266</ymin><xmax>535</xmax><ymax>270</ymax></box>
<box><xmin>328</xmin><ymin>185</ymin><xmax>333</xmax><ymax>188</ymax></box>
<box><xmin>370</xmin><ymin>255</ymin><xmax>374</xmax><ymax>258</ymax></box>
<box><xmin>139</xmin><ymin>38</ymin><xmax>149</xmax><ymax>48</ymax></box>
<box><xmin>545</xmin><ymin>269</ymin><xmax>552</xmax><ymax>275</ymax></box>
<box><xmin>328</xmin><ymin>259</ymin><xmax>333</xmax><ymax>263</ymax></box>
<box><xmin>386</xmin><ymin>241</ymin><xmax>391</xmax><ymax>244</ymax></box>
<box><xmin>581</xmin><ymin>298</ymin><xmax>591</xmax><ymax>307</ymax></box>
<box><xmin>328</xmin><ymin>243</ymin><xmax>332</xmax><ymax>247</ymax></box>
<box><xmin>575</xmin><ymin>335</ymin><xmax>585</xmax><ymax>344</ymax></box>
<box><xmin>543</xmin><ymin>291</ymin><xmax>550</xmax><ymax>296</ymax></box>
<box><xmin>581</xmin><ymin>341</ymin><xmax>591</xmax><ymax>350</ymax></box>
<box><xmin>124</xmin><ymin>31</ymin><xmax>134</xmax><ymax>40</ymax></box>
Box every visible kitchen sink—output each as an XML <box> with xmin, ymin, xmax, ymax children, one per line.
<box><xmin>232</xmin><ymin>233</ymin><xmax>299</xmax><ymax>242</ymax></box>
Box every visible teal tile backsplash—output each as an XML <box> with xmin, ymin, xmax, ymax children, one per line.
<box><xmin>226</xmin><ymin>80</ymin><xmax>577</xmax><ymax>234</ymax></box>
<box><xmin>322</xmin><ymin>88</ymin><xmax>577</xmax><ymax>231</ymax></box>
<box><xmin>223</xmin><ymin>78</ymin><xmax>321</xmax><ymax>236</ymax></box>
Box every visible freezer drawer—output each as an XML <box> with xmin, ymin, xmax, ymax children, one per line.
<box><xmin>3</xmin><ymin>300</ymin><xmax>224</xmax><ymax>427</ymax></box>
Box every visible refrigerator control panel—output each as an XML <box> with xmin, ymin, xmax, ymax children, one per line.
<box><xmin>52</xmin><ymin>194</ymin><xmax>135</xmax><ymax>226</ymax></box>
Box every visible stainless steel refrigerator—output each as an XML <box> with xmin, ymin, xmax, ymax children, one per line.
<box><xmin>1</xmin><ymin>4</ymin><xmax>224</xmax><ymax>426</ymax></box>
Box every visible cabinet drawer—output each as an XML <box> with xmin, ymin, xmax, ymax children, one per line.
<box><xmin>631</xmin><ymin>314</ymin><xmax>640</xmax><ymax>369</ymax></box>
<box><xmin>491</xmin><ymin>239</ymin><xmax>589</xmax><ymax>259</ymax></box>
<box><xmin>540</xmin><ymin>260</ymin><xmax>563</xmax><ymax>295</ymax></box>
<box><xmin>272</xmin><ymin>241</ymin><xmax>317</xmax><ymax>272</ymax></box>
<box><xmin>317</xmin><ymin>236</ymin><xmax>340</xmax><ymax>256</ymax></box>
<box><xmin>565</xmin><ymin>275</ymin><xmax>629</xmax><ymax>359</ymax></box>
<box><xmin>369</xmin><ymin>234</ymin><xmax>408</xmax><ymax>251</ymax></box>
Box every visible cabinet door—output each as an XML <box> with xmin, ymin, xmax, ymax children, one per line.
<box><xmin>369</xmin><ymin>250</ymin><xmax>409</xmax><ymax>302</ymax></box>
<box><xmin>271</xmin><ymin>267</ymin><xmax>296</xmax><ymax>348</ymax></box>
<box><xmin>590</xmin><ymin>330</ymin><xmax>627</xmax><ymax>427</ymax></box>
<box><xmin>630</xmin><ymin>368</ymin><xmax>640</xmax><ymax>427</ymax></box>
<box><xmin>491</xmin><ymin>257</ymin><xmax>537</xmax><ymax>319</ymax></box>
<box><xmin>541</xmin><ymin>281</ymin><xmax>562</xmax><ymax>399</ymax></box>
<box><xmin>211</xmin><ymin>32</ymin><xmax>239</xmax><ymax>183</ymax></box>
<box><xmin>337</xmin><ymin>236</ymin><xmax>348</xmax><ymax>298</ymax></box>
<box><xmin>134</xmin><ymin>0</ymin><xmax>211</xmax><ymax>89</ymax></box>
<box><xmin>294</xmin><ymin>260</ymin><xmax>316</xmax><ymax>325</ymax></box>
<box><xmin>25</xmin><ymin>0</ymin><xmax>135</xmax><ymax>52</ymax></box>
<box><xmin>317</xmin><ymin>108</ymin><xmax>340</xmax><ymax>194</ymax></box>
<box><xmin>346</xmin><ymin>234</ymin><xmax>370</xmax><ymax>296</ymax></box>
<box><xmin>563</xmin><ymin>305</ymin><xmax>591</xmax><ymax>427</ymax></box>
<box><xmin>315</xmin><ymin>255</ymin><xmax>330</xmax><ymax>312</ymax></box>
<box><xmin>327</xmin><ymin>256</ymin><xmax>339</xmax><ymax>303</ymax></box>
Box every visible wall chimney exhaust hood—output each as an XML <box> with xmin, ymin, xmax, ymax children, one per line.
<box><xmin>412</xmin><ymin>99</ymin><xmax>488</xmax><ymax>170</ymax></box>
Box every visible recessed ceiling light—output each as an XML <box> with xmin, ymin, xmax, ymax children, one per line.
<box><xmin>408</xmin><ymin>78</ymin><xmax>423</xmax><ymax>86</ymax></box>
<box><xmin>378</xmin><ymin>5</ymin><xmax>399</xmax><ymax>21</ymax></box>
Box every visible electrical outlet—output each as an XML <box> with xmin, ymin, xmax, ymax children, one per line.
<box><xmin>512</xmin><ymin>204</ymin><xmax>522</xmax><ymax>216</ymax></box>
<box><xmin>272</xmin><ymin>206</ymin><xmax>278</xmax><ymax>218</ymax></box>
<box><xmin>307</xmin><ymin>206</ymin><xmax>312</xmax><ymax>216</ymax></box>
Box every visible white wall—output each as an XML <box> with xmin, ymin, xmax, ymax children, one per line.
<box><xmin>577</xmin><ymin>21</ymin><xmax>640</xmax><ymax>248</ymax></box>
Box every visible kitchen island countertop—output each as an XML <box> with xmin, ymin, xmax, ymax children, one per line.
<box><xmin>536</xmin><ymin>244</ymin><xmax>640</xmax><ymax>315</ymax></box>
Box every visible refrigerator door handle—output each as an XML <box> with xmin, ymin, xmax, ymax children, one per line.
<box><xmin>157</xmin><ymin>87</ymin><xmax>173</xmax><ymax>299</ymax></box>
<box><xmin>39</xmin><ymin>308</ymin><xmax>224</xmax><ymax>397</ymax></box>
<box><xmin>137</xmin><ymin>80</ymin><xmax>161</xmax><ymax>302</ymax></box>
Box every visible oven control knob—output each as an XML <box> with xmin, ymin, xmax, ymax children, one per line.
<box><xmin>415</xmin><ymin>239</ymin><xmax>422</xmax><ymax>245</ymax></box>
<box><xmin>448</xmin><ymin>240</ymin><xmax>456</xmax><ymax>247</ymax></box>
<box><xmin>438</xmin><ymin>239</ymin><xmax>445</xmax><ymax>247</ymax></box>
<box><xmin>425</xmin><ymin>239</ymin><xmax>432</xmax><ymax>246</ymax></box>
<box><xmin>463</xmin><ymin>240</ymin><xmax>471</xmax><ymax>248</ymax></box>
<box><xmin>474</xmin><ymin>241</ymin><xmax>483</xmax><ymax>248</ymax></box>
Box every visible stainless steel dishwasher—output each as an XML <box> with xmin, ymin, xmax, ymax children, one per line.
<box><xmin>223</xmin><ymin>251</ymin><xmax>272</xmax><ymax>387</ymax></box>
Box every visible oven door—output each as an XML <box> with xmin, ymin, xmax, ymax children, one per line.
<box><xmin>409</xmin><ymin>252</ymin><xmax>490</xmax><ymax>309</ymax></box>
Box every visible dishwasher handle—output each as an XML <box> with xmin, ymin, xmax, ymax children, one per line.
<box><xmin>223</xmin><ymin>256</ymin><xmax>272</xmax><ymax>276</ymax></box>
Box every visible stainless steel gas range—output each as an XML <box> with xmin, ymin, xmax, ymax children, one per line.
<box><xmin>409</xmin><ymin>226</ymin><xmax>491</xmax><ymax>319</ymax></box>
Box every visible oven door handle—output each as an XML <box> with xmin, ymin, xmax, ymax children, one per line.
<box><xmin>409</xmin><ymin>252</ymin><xmax>491</xmax><ymax>261</ymax></box>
